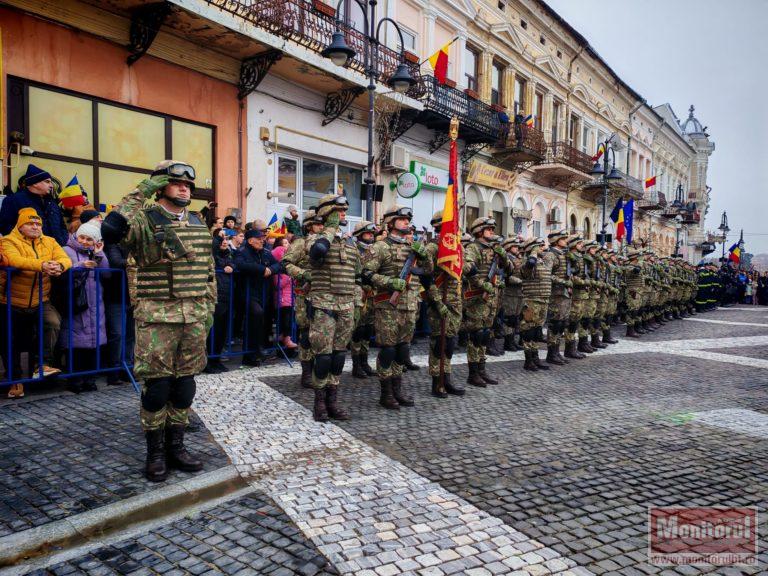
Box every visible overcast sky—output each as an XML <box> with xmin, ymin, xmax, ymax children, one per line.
<box><xmin>544</xmin><ymin>0</ymin><xmax>768</xmax><ymax>254</ymax></box>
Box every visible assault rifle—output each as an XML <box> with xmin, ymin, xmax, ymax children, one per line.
<box><xmin>390</xmin><ymin>227</ymin><xmax>426</xmax><ymax>306</ymax></box>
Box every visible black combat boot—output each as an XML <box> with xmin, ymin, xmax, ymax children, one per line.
<box><xmin>166</xmin><ymin>424</ymin><xmax>203</xmax><ymax>472</ymax></box>
<box><xmin>644</xmin><ymin>320</ymin><xmax>656</xmax><ymax>332</ymax></box>
<box><xmin>403</xmin><ymin>356</ymin><xmax>420</xmax><ymax>371</ymax></box>
<box><xmin>467</xmin><ymin>363</ymin><xmax>487</xmax><ymax>387</ymax></box>
<box><xmin>591</xmin><ymin>332</ymin><xmax>607</xmax><ymax>349</ymax></box>
<box><xmin>443</xmin><ymin>373</ymin><xmax>465</xmax><ymax>396</ymax></box>
<box><xmin>300</xmin><ymin>360</ymin><xmax>313</xmax><ymax>389</ymax></box>
<box><xmin>458</xmin><ymin>330</ymin><xmax>468</xmax><ymax>348</ymax></box>
<box><xmin>379</xmin><ymin>379</ymin><xmax>400</xmax><ymax>409</ymax></box>
<box><xmin>532</xmin><ymin>349</ymin><xmax>550</xmax><ymax>370</ymax></box>
<box><xmin>325</xmin><ymin>386</ymin><xmax>349</xmax><ymax>420</ymax></box>
<box><xmin>352</xmin><ymin>355</ymin><xmax>367</xmax><ymax>379</ymax></box>
<box><xmin>478</xmin><ymin>361</ymin><xmax>499</xmax><ymax>385</ymax></box>
<box><xmin>313</xmin><ymin>388</ymin><xmax>329</xmax><ymax>421</ymax></box>
<box><xmin>602</xmin><ymin>329</ymin><xmax>618</xmax><ymax>344</ymax></box>
<box><xmin>546</xmin><ymin>344</ymin><xmax>565</xmax><ymax>365</ymax></box>
<box><xmin>626</xmin><ymin>324</ymin><xmax>640</xmax><ymax>338</ymax></box>
<box><xmin>564</xmin><ymin>341</ymin><xmax>586</xmax><ymax>359</ymax></box>
<box><xmin>391</xmin><ymin>375</ymin><xmax>414</xmax><ymax>406</ymax></box>
<box><xmin>503</xmin><ymin>334</ymin><xmax>518</xmax><ymax>352</ymax></box>
<box><xmin>431</xmin><ymin>376</ymin><xmax>448</xmax><ymax>399</ymax></box>
<box><xmin>523</xmin><ymin>350</ymin><xmax>538</xmax><ymax>371</ymax></box>
<box><xmin>578</xmin><ymin>336</ymin><xmax>595</xmax><ymax>353</ymax></box>
<box><xmin>486</xmin><ymin>338</ymin><xmax>504</xmax><ymax>356</ymax></box>
<box><xmin>145</xmin><ymin>429</ymin><xmax>168</xmax><ymax>482</ymax></box>
<box><xmin>360</xmin><ymin>352</ymin><xmax>375</xmax><ymax>376</ymax></box>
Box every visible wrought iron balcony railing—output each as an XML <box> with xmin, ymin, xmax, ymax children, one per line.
<box><xmin>613</xmin><ymin>170</ymin><xmax>644</xmax><ymax>199</ymax></box>
<box><xmin>497</xmin><ymin>124</ymin><xmax>546</xmax><ymax>157</ymax></box>
<box><xmin>205</xmin><ymin>0</ymin><xmax>423</xmax><ymax>96</ymax></box>
<box><xmin>542</xmin><ymin>141</ymin><xmax>593</xmax><ymax>174</ymax></box>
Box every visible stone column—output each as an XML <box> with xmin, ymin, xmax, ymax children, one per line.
<box><xmin>479</xmin><ymin>51</ymin><xmax>493</xmax><ymax>102</ymax></box>
<box><xmin>526</xmin><ymin>80</ymin><xmax>537</xmax><ymax>116</ymax></box>
<box><xmin>424</xmin><ymin>10</ymin><xmax>436</xmax><ymax>74</ymax></box>
<box><xmin>503</xmin><ymin>65</ymin><xmax>515</xmax><ymax>112</ymax></box>
<box><xmin>542</xmin><ymin>92</ymin><xmax>554</xmax><ymax>141</ymax></box>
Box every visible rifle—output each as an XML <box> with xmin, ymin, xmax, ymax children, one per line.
<box><xmin>389</xmin><ymin>228</ymin><xmax>425</xmax><ymax>306</ymax></box>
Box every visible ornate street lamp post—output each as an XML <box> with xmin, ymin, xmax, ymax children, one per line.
<box><xmin>718</xmin><ymin>211</ymin><xmax>730</xmax><ymax>263</ymax></box>
<box><xmin>590</xmin><ymin>135</ymin><xmax>621</xmax><ymax>246</ymax></box>
<box><xmin>323</xmin><ymin>1</ymin><xmax>415</xmax><ymax>219</ymax></box>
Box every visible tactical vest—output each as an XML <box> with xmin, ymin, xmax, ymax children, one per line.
<box><xmin>549</xmin><ymin>247</ymin><xmax>569</xmax><ymax>281</ymax></box>
<box><xmin>309</xmin><ymin>235</ymin><xmax>357</xmax><ymax>296</ymax></box>
<box><xmin>625</xmin><ymin>263</ymin><xmax>645</xmax><ymax>290</ymax></box>
<box><xmin>522</xmin><ymin>252</ymin><xmax>553</xmax><ymax>301</ymax></box>
<box><xmin>135</xmin><ymin>209</ymin><xmax>211</xmax><ymax>300</ymax></box>
<box><xmin>470</xmin><ymin>240</ymin><xmax>495</xmax><ymax>279</ymax></box>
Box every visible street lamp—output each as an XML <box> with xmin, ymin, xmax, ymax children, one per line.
<box><xmin>323</xmin><ymin>0</ymin><xmax>416</xmax><ymax>219</ymax></box>
<box><xmin>718</xmin><ymin>211</ymin><xmax>730</xmax><ymax>263</ymax></box>
<box><xmin>591</xmin><ymin>135</ymin><xmax>621</xmax><ymax>246</ymax></box>
<box><xmin>673</xmin><ymin>214</ymin><xmax>683</xmax><ymax>258</ymax></box>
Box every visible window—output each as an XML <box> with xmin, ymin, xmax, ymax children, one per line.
<box><xmin>491</xmin><ymin>62</ymin><xmax>504</xmax><ymax>106</ymax></box>
<box><xmin>583</xmin><ymin>217</ymin><xmax>591</xmax><ymax>239</ymax></box>
<box><xmin>520</xmin><ymin>19</ymin><xmax>528</xmax><ymax>29</ymax></box>
<box><xmin>552</xmin><ymin>101</ymin><xmax>560</xmax><ymax>142</ymax></box>
<box><xmin>514</xmin><ymin>77</ymin><xmax>526</xmax><ymax>115</ymax></box>
<box><xmin>539</xmin><ymin>35</ymin><xmax>546</xmax><ymax>45</ymax></box>
<box><xmin>534</xmin><ymin>92</ymin><xmax>544</xmax><ymax>129</ymax></box>
<box><xmin>465</xmin><ymin>205</ymin><xmax>479</xmax><ymax>229</ymax></box>
<box><xmin>569</xmin><ymin>213</ymin><xmax>577</xmax><ymax>234</ymax></box>
<box><xmin>277</xmin><ymin>157</ymin><xmax>298</xmax><ymax>204</ymax></box>
<box><xmin>556</xmin><ymin>50</ymin><xmax>562</xmax><ymax>59</ymax></box>
<box><xmin>464</xmin><ymin>46</ymin><xmax>480</xmax><ymax>91</ymax></box>
<box><xmin>569</xmin><ymin>114</ymin><xmax>579</xmax><ymax>145</ymax></box>
<box><xmin>581</xmin><ymin>126</ymin><xmax>591</xmax><ymax>154</ymax></box>
<box><xmin>533</xmin><ymin>202</ymin><xmax>545</xmax><ymax>238</ymax></box>
<box><xmin>513</xmin><ymin>197</ymin><xmax>527</xmax><ymax>235</ymax></box>
<box><xmin>8</xmin><ymin>78</ymin><xmax>215</xmax><ymax>208</ymax></box>
<box><xmin>398</xmin><ymin>27</ymin><xmax>417</xmax><ymax>53</ymax></box>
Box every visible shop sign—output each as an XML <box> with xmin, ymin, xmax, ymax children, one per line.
<box><xmin>512</xmin><ymin>208</ymin><xmax>532</xmax><ymax>219</ymax></box>
<box><xmin>466</xmin><ymin>160</ymin><xmax>517</xmax><ymax>189</ymax></box>
<box><xmin>410</xmin><ymin>161</ymin><xmax>448</xmax><ymax>190</ymax></box>
<box><xmin>395</xmin><ymin>172</ymin><xmax>421</xmax><ymax>198</ymax></box>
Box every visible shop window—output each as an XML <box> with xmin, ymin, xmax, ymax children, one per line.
<box><xmin>337</xmin><ymin>165</ymin><xmax>363</xmax><ymax>218</ymax></box>
<box><xmin>302</xmin><ymin>159</ymin><xmax>335</xmax><ymax>210</ymax></box>
<box><xmin>281</xmin><ymin>154</ymin><xmax>364</xmax><ymax>218</ymax></box>
<box><xmin>492</xmin><ymin>210</ymin><xmax>504</xmax><ymax>235</ymax></box>
<box><xmin>8</xmin><ymin>77</ymin><xmax>216</xmax><ymax>209</ymax></box>
<box><xmin>277</xmin><ymin>157</ymin><xmax>298</xmax><ymax>204</ymax></box>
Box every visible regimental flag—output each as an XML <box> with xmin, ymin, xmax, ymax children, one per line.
<box><xmin>610</xmin><ymin>198</ymin><xmax>626</xmax><ymax>242</ymax></box>
<box><xmin>592</xmin><ymin>143</ymin><xmax>605</xmax><ymax>162</ymax></box>
<box><xmin>729</xmin><ymin>230</ymin><xmax>744</xmax><ymax>265</ymax></box>
<box><xmin>427</xmin><ymin>39</ymin><xmax>456</xmax><ymax>85</ymax></box>
<box><xmin>436</xmin><ymin>122</ymin><xmax>463</xmax><ymax>283</ymax></box>
<box><xmin>59</xmin><ymin>175</ymin><xmax>88</xmax><ymax>209</ymax></box>
<box><xmin>524</xmin><ymin>114</ymin><xmax>534</xmax><ymax>127</ymax></box>
<box><xmin>644</xmin><ymin>175</ymin><xmax>656</xmax><ymax>189</ymax></box>
<box><xmin>624</xmin><ymin>198</ymin><xmax>635</xmax><ymax>244</ymax></box>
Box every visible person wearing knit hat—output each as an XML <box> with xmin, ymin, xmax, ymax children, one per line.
<box><xmin>75</xmin><ymin>221</ymin><xmax>103</xmax><ymax>244</ymax></box>
<box><xmin>79</xmin><ymin>209</ymin><xmax>102</xmax><ymax>225</ymax></box>
<box><xmin>0</xmin><ymin>164</ymin><xmax>69</xmax><ymax>246</ymax></box>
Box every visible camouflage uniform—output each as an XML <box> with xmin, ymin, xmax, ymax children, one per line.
<box><xmin>623</xmin><ymin>249</ymin><xmax>646</xmax><ymax>337</ymax></box>
<box><xmin>565</xmin><ymin>237</ymin><xmax>588</xmax><ymax>358</ymax></box>
<box><xmin>545</xmin><ymin>230</ymin><xmax>572</xmax><ymax>365</ymax></box>
<box><xmin>462</xmin><ymin>217</ymin><xmax>504</xmax><ymax>387</ymax></box>
<box><xmin>363</xmin><ymin>205</ymin><xmax>432</xmax><ymax>409</ymax></box>
<box><xmin>501</xmin><ymin>236</ymin><xmax>523</xmax><ymax>352</ymax></box>
<box><xmin>519</xmin><ymin>238</ymin><xmax>554</xmax><ymax>371</ymax></box>
<box><xmin>305</xmin><ymin>194</ymin><xmax>360</xmax><ymax>421</ymax></box>
<box><xmin>350</xmin><ymin>221</ymin><xmax>376</xmax><ymax>379</ymax></box>
<box><xmin>588</xmin><ymin>249</ymin><xmax>608</xmax><ymax>349</ymax></box>
<box><xmin>579</xmin><ymin>243</ymin><xmax>600</xmax><ymax>353</ymax></box>
<box><xmin>601</xmin><ymin>253</ymin><xmax>621</xmax><ymax>344</ymax></box>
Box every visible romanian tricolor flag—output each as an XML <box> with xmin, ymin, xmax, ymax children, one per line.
<box><xmin>427</xmin><ymin>39</ymin><xmax>455</xmax><ymax>85</ymax></box>
<box><xmin>610</xmin><ymin>198</ymin><xmax>626</xmax><ymax>242</ymax></box>
<box><xmin>644</xmin><ymin>175</ymin><xmax>656</xmax><ymax>189</ymax></box>
<box><xmin>592</xmin><ymin>143</ymin><xmax>605</xmax><ymax>162</ymax></box>
<box><xmin>524</xmin><ymin>114</ymin><xmax>534</xmax><ymax>127</ymax></box>
<box><xmin>437</xmin><ymin>118</ymin><xmax>463</xmax><ymax>283</ymax></box>
<box><xmin>59</xmin><ymin>175</ymin><xmax>88</xmax><ymax>209</ymax></box>
<box><xmin>729</xmin><ymin>231</ymin><xmax>744</xmax><ymax>265</ymax></box>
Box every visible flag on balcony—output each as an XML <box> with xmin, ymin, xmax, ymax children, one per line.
<box><xmin>610</xmin><ymin>198</ymin><xmax>626</xmax><ymax>242</ymax></box>
<box><xmin>728</xmin><ymin>230</ymin><xmax>744</xmax><ymax>264</ymax></box>
<box><xmin>592</xmin><ymin>143</ymin><xmax>605</xmax><ymax>162</ymax></box>
<box><xmin>524</xmin><ymin>114</ymin><xmax>534</xmax><ymax>127</ymax></box>
<box><xmin>58</xmin><ymin>175</ymin><xmax>88</xmax><ymax>209</ymax></box>
<box><xmin>644</xmin><ymin>175</ymin><xmax>656</xmax><ymax>188</ymax></box>
<box><xmin>436</xmin><ymin>125</ymin><xmax>463</xmax><ymax>283</ymax></box>
<box><xmin>428</xmin><ymin>40</ymin><xmax>453</xmax><ymax>85</ymax></box>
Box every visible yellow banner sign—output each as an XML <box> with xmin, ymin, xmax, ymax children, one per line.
<box><xmin>466</xmin><ymin>160</ymin><xmax>517</xmax><ymax>189</ymax></box>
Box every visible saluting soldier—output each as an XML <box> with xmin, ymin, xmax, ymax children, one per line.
<box><xmin>422</xmin><ymin>210</ymin><xmax>465</xmax><ymax>398</ymax></box>
<box><xmin>519</xmin><ymin>237</ymin><xmax>554</xmax><ymax>371</ymax></box>
<box><xmin>101</xmin><ymin>160</ymin><xmax>213</xmax><ymax>482</ymax></box>
<box><xmin>282</xmin><ymin>209</ymin><xmax>324</xmax><ymax>389</ymax></box>
<box><xmin>350</xmin><ymin>221</ymin><xmax>377</xmax><ymax>379</ymax></box>
<box><xmin>601</xmin><ymin>250</ymin><xmax>620</xmax><ymax>344</ymax></box>
<box><xmin>502</xmin><ymin>235</ymin><xmax>524</xmax><ymax>352</ymax></box>
<box><xmin>623</xmin><ymin>248</ymin><xmax>645</xmax><ymax>337</ymax></box>
<box><xmin>463</xmin><ymin>217</ymin><xmax>505</xmax><ymax>387</ymax></box>
<box><xmin>363</xmin><ymin>205</ymin><xmax>432</xmax><ymax>409</ymax></box>
<box><xmin>565</xmin><ymin>235</ymin><xmax>588</xmax><ymax>359</ymax></box>
<box><xmin>305</xmin><ymin>194</ymin><xmax>360</xmax><ymax>422</ymax></box>
<box><xmin>545</xmin><ymin>230</ymin><xmax>572</xmax><ymax>365</ymax></box>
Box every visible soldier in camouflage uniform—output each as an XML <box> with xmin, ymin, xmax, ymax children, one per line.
<box><xmin>463</xmin><ymin>217</ymin><xmax>505</xmax><ymax>387</ymax></box>
<box><xmin>351</xmin><ymin>221</ymin><xmax>376</xmax><ymax>379</ymax></box>
<box><xmin>305</xmin><ymin>194</ymin><xmax>360</xmax><ymax>421</ymax></box>
<box><xmin>623</xmin><ymin>248</ymin><xmax>645</xmax><ymax>338</ymax></box>
<box><xmin>601</xmin><ymin>250</ymin><xmax>620</xmax><ymax>344</ymax></box>
<box><xmin>578</xmin><ymin>241</ymin><xmax>599</xmax><ymax>353</ymax></box>
<box><xmin>282</xmin><ymin>209</ymin><xmax>323</xmax><ymax>389</ymax></box>
<box><xmin>565</xmin><ymin>235</ymin><xmax>588</xmax><ymax>359</ymax></box>
<box><xmin>363</xmin><ymin>205</ymin><xmax>432</xmax><ymax>409</ymax></box>
<box><xmin>545</xmin><ymin>230</ymin><xmax>572</xmax><ymax>365</ymax></box>
<box><xmin>502</xmin><ymin>235</ymin><xmax>523</xmax><ymax>352</ymax></box>
<box><xmin>422</xmin><ymin>210</ymin><xmax>465</xmax><ymax>398</ymax></box>
<box><xmin>588</xmin><ymin>246</ymin><xmax>608</xmax><ymax>350</ymax></box>
<box><xmin>519</xmin><ymin>237</ymin><xmax>554</xmax><ymax>371</ymax></box>
<box><xmin>102</xmin><ymin>160</ymin><xmax>213</xmax><ymax>482</ymax></box>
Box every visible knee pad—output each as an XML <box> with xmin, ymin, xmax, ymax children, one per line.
<box><xmin>580</xmin><ymin>318</ymin><xmax>591</xmax><ymax>329</ymax></box>
<box><xmin>536</xmin><ymin>327</ymin><xmax>544</xmax><ymax>341</ymax></box>
<box><xmin>313</xmin><ymin>353</ymin><xmax>332</xmax><ymax>379</ymax></box>
<box><xmin>170</xmin><ymin>376</ymin><xmax>196</xmax><ymax>409</ymax></box>
<box><xmin>331</xmin><ymin>350</ymin><xmax>346</xmax><ymax>375</ymax></box>
<box><xmin>445</xmin><ymin>336</ymin><xmax>456</xmax><ymax>358</ymax></box>
<box><xmin>470</xmin><ymin>330</ymin><xmax>484</xmax><ymax>345</ymax></box>
<box><xmin>299</xmin><ymin>328</ymin><xmax>310</xmax><ymax>349</ymax></box>
<box><xmin>141</xmin><ymin>378</ymin><xmax>172</xmax><ymax>412</ymax></box>
<box><xmin>378</xmin><ymin>346</ymin><xmax>396</xmax><ymax>369</ymax></box>
<box><xmin>395</xmin><ymin>342</ymin><xmax>410</xmax><ymax>364</ymax></box>
<box><xmin>568</xmin><ymin>321</ymin><xmax>579</xmax><ymax>333</ymax></box>
<box><xmin>482</xmin><ymin>328</ymin><xmax>492</xmax><ymax>345</ymax></box>
<box><xmin>504</xmin><ymin>315</ymin><xmax>515</xmax><ymax>327</ymax></box>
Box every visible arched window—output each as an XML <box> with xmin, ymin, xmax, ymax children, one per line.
<box><xmin>513</xmin><ymin>197</ymin><xmax>528</xmax><ymax>235</ymax></box>
<box><xmin>583</xmin><ymin>217</ymin><xmax>591</xmax><ymax>239</ymax></box>
<box><xmin>548</xmin><ymin>205</ymin><xmax>562</xmax><ymax>231</ymax></box>
<box><xmin>491</xmin><ymin>192</ymin><xmax>506</xmax><ymax>236</ymax></box>
<box><xmin>464</xmin><ymin>186</ymin><xmax>481</xmax><ymax>229</ymax></box>
<box><xmin>533</xmin><ymin>202</ymin><xmax>546</xmax><ymax>238</ymax></box>
<box><xmin>570</xmin><ymin>213</ymin><xmax>578</xmax><ymax>234</ymax></box>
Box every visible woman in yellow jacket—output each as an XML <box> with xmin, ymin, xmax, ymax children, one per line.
<box><xmin>0</xmin><ymin>207</ymin><xmax>71</xmax><ymax>398</ymax></box>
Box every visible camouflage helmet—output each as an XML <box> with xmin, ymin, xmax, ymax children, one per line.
<box><xmin>469</xmin><ymin>216</ymin><xmax>496</xmax><ymax>236</ymax></box>
<box><xmin>461</xmin><ymin>232</ymin><xmax>473</xmax><ymax>244</ymax></box>
<box><xmin>381</xmin><ymin>205</ymin><xmax>413</xmax><ymax>227</ymax></box>
<box><xmin>521</xmin><ymin>237</ymin><xmax>545</xmax><ymax>253</ymax></box>
<box><xmin>302</xmin><ymin>208</ymin><xmax>322</xmax><ymax>230</ymax></box>
<box><xmin>316</xmin><ymin>193</ymin><xmax>349</xmax><ymax>219</ymax></box>
<box><xmin>353</xmin><ymin>220</ymin><xmax>376</xmax><ymax>237</ymax></box>
<box><xmin>502</xmin><ymin>234</ymin><xmax>521</xmax><ymax>249</ymax></box>
<box><xmin>430</xmin><ymin>210</ymin><xmax>443</xmax><ymax>228</ymax></box>
<box><xmin>567</xmin><ymin>235</ymin><xmax>584</xmax><ymax>249</ymax></box>
<box><xmin>547</xmin><ymin>229</ymin><xmax>569</xmax><ymax>244</ymax></box>
<box><xmin>151</xmin><ymin>160</ymin><xmax>196</xmax><ymax>190</ymax></box>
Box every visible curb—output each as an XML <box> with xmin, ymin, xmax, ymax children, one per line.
<box><xmin>0</xmin><ymin>465</ymin><xmax>247</xmax><ymax>569</ymax></box>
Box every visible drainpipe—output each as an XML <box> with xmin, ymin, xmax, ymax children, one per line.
<box><xmin>237</xmin><ymin>99</ymin><xmax>245</xmax><ymax>217</ymax></box>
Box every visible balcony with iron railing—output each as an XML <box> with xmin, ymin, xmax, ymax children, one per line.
<box><xmin>530</xmin><ymin>141</ymin><xmax>593</xmax><ymax>190</ymax></box>
<box><xmin>612</xmin><ymin>171</ymin><xmax>644</xmax><ymax>200</ymax></box>
<box><xmin>493</xmin><ymin>124</ymin><xmax>547</xmax><ymax>167</ymax></box>
<box><xmin>638</xmin><ymin>190</ymin><xmax>667</xmax><ymax>211</ymax></box>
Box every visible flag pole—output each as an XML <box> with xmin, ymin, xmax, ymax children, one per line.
<box><xmin>419</xmin><ymin>36</ymin><xmax>459</xmax><ymax>66</ymax></box>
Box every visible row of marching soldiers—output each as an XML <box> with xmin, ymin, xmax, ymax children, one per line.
<box><xmin>281</xmin><ymin>194</ymin><xmax>699</xmax><ymax>421</ymax></box>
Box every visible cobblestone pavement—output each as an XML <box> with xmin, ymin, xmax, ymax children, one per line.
<box><xmin>26</xmin><ymin>492</ymin><xmax>337</xmax><ymax>576</ymax></box>
<box><xmin>0</xmin><ymin>387</ymin><xmax>228</xmax><ymax>538</ymax></box>
<box><xmin>252</xmin><ymin>308</ymin><xmax>768</xmax><ymax>575</ymax></box>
